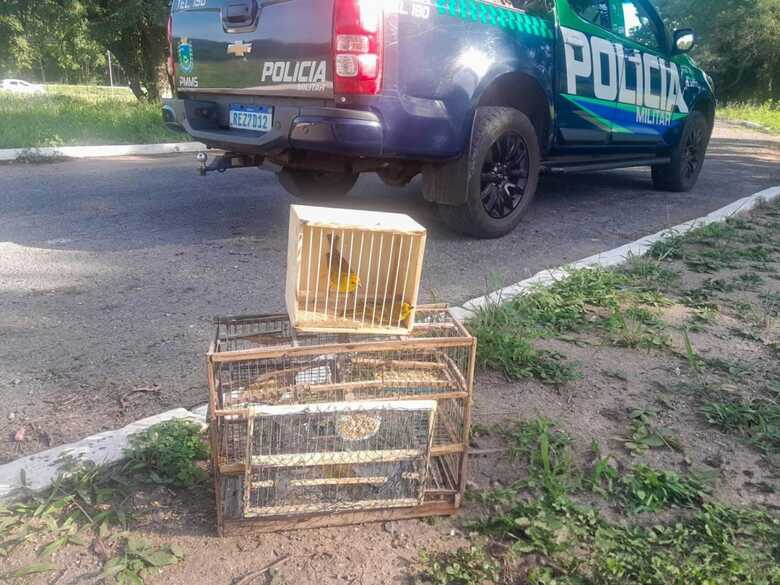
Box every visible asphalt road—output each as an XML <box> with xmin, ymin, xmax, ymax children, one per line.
<box><xmin>1</xmin><ymin>122</ymin><xmax>778</xmax><ymax>461</ymax></box>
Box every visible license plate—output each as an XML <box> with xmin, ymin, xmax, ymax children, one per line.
<box><xmin>229</xmin><ymin>104</ymin><xmax>273</xmax><ymax>132</ymax></box>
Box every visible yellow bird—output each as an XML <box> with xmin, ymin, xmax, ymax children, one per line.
<box><xmin>399</xmin><ymin>302</ymin><xmax>414</xmax><ymax>323</ymax></box>
<box><xmin>326</xmin><ymin>235</ymin><xmax>360</xmax><ymax>293</ymax></box>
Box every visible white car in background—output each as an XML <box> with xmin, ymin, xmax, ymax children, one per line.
<box><xmin>0</xmin><ymin>79</ymin><xmax>46</xmax><ymax>95</ymax></box>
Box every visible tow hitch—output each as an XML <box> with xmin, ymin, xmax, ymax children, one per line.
<box><xmin>197</xmin><ymin>151</ymin><xmax>264</xmax><ymax>176</ymax></box>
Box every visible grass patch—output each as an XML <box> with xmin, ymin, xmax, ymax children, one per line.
<box><xmin>0</xmin><ymin>420</ymin><xmax>207</xmax><ymax>582</ymax></box>
<box><xmin>719</xmin><ymin>101</ymin><xmax>780</xmax><ymax>133</ymax></box>
<box><xmin>702</xmin><ymin>400</ymin><xmax>780</xmax><ymax>457</ymax></box>
<box><xmin>0</xmin><ymin>87</ymin><xmax>184</xmax><ymax>148</ymax></box>
<box><xmin>617</xmin><ymin>465</ymin><xmax>708</xmax><ymax>514</ymax></box>
<box><xmin>463</xmin><ymin>490</ymin><xmax>779</xmax><ymax>584</ymax></box>
<box><xmin>125</xmin><ymin>420</ymin><xmax>210</xmax><ymax>488</ymax></box>
<box><xmin>621</xmin><ymin>257</ymin><xmax>681</xmax><ymax>292</ymax></box>
<box><xmin>415</xmin><ymin>546</ymin><xmax>501</xmax><ymax>585</ymax></box>
<box><xmin>499</xmin><ymin>418</ymin><xmax>580</xmax><ymax>496</ymax></box>
<box><xmin>471</xmin><ymin>328</ymin><xmax>580</xmax><ymax>384</ymax></box>
<box><xmin>469</xmin><ymin>268</ymin><xmax>673</xmax><ymax>384</ymax></box>
<box><xmin>620</xmin><ymin>408</ymin><xmax>681</xmax><ymax>457</ymax></box>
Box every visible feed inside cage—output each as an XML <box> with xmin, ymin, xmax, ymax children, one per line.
<box><xmin>229</xmin><ymin>400</ymin><xmax>436</xmax><ymax>517</ymax></box>
<box><xmin>286</xmin><ymin>205</ymin><xmax>427</xmax><ymax>334</ymax></box>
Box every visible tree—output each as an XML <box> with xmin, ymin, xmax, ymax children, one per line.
<box><xmin>85</xmin><ymin>0</ymin><xmax>170</xmax><ymax>101</ymax></box>
<box><xmin>0</xmin><ymin>0</ymin><xmax>106</xmax><ymax>85</ymax></box>
<box><xmin>656</xmin><ymin>0</ymin><xmax>780</xmax><ymax>101</ymax></box>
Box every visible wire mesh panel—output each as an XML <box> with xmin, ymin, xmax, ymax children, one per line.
<box><xmin>240</xmin><ymin>400</ymin><xmax>435</xmax><ymax>517</ymax></box>
<box><xmin>208</xmin><ymin>306</ymin><xmax>475</xmax><ymax>535</ymax></box>
<box><xmin>286</xmin><ymin>205</ymin><xmax>427</xmax><ymax>335</ymax></box>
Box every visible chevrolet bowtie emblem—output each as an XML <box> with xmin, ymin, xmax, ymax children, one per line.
<box><xmin>227</xmin><ymin>41</ymin><xmax>252</xmax><ymax>57</ymax></box>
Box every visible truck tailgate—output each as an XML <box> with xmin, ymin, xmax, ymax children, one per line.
<box><xmin>172</xmin><ymin>0</ymin><xmax>334</xmax><ymax>98</ymax></box>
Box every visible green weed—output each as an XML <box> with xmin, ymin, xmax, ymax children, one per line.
<box><xmin>476</xmin><ymin>495</ymin><xmax>598</xmax><ymax>565</ymax></box>
<box><xmin>470</xmin><ymin>327</ymin><xmax>580</xmax><ymax>384</ymax></box>
<box><xmin>500</xmin><ymin>418</ymin><xmax>580</xmax><ymax>496</ymax></box>
<box><xmin>702</xmin><ymin>400</ymin><xmax>780</xmax><ymax>456</ymax></box>
<box><xmin>622</xmin><ymin>257</ymin><xmax>680</xmax><ymax>291</ymax></box>
<box><xmin>125</xmin><ymin>420</ymin><xmax>209</xmax><ymax>488</ymax></box>
<box><xmin>617</xmin><ymin>465</ymin><xmax>707</xmax><ymax>514</ymax></box>
<box><xmin>620</xmin><ymin>409</ymin><xmax>681</xmax><ymax>456</ymax></box>
<box><xmin>648</xmin><ymin>235</ymin><xmax>685</xmax><ymax>260</ymax></box>
<box><xmin>701</xmin><ymin>278</ymin><xmax>735</xmax><ymax>293</ymax></box>
<box><xmin>601</xmin><ymin>307</ymin><xmax>669</xmax><ymax>350</ymax></box>
<box><xmin>682</xmin><ymin>329</ymin><xmax>704</xmax><ymax>374</ymax></box>
<box><xmin>416</xmin><ymin>546</ymin><xmax>500</xmax><ymax>585</ymax></box>
<box><xmin>98</xmin><ymin>536</ymin><xmax>184</xmax><ymax>584</ymax></box>
<box><xmin>0</xmin><ymin>420</ymin><xmax>205</xmax><ymax>582</ymax></box>
<box><xmin>592</xmin><ymin>504</ymin><xmax>780</xmax><ymax>584</ymax></box>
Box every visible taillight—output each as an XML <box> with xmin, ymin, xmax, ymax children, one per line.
<box><xmin>167</xmin><ymin>15</ymin><xmax>175</xmax><ymax>78</ymax></box>
<box><xmin>333</xmin><ymin>0</ymin><xmax>383</xmax><ymax>95</ymax></box>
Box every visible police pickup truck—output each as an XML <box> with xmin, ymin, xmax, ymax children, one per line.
<box><xmin>163</xmin><ymin>0</ymin><xmax>714</xmax><ymax>238</ymax></box>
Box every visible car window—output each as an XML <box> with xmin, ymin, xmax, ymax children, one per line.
<box><xmin>568</xmin><ymin>0</ymin><xmax>610</xmax><ymax>29</ymax></box>
<box><xmin>616</xmin><ymin>0</ymin><xmax>663</xmax><ymax>51</ymax></box>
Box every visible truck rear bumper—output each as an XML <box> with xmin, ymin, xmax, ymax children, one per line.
<box><xmin>162</xmin><ymin>98</ymin><xmax>383</xmax><ymax>157</ymax></box>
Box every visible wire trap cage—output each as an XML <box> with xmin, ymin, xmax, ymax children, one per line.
<box><xmin>286</xmin><ymin>205</ymin><xmax>427</xmax><ymax>335</ymax></box>
<box><xmin>208</xmin><ymin>305</ymin><xmax>475</xmax><ymax>535</ymax></box>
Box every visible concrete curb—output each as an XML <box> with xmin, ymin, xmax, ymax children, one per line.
<box><xmin>0</xmin><ymin>142</ymin><xmax>206</xmax><ymax>162</ymax></box>
<box><xmin>450</xmin><ymin>184</ymin><xmax>780</xmax><ymax>321</ymax></box>
<box><xmin>2</xmin><ymin>184</ymin><xmax>779</xmax><ymax>498</ymax></box>
<box><xmin>0</xmin><ymin>407</ymin><xmax>207</xmax><ymax>500</ymax></box>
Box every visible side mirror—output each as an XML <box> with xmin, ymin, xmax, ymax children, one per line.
<box><xmin>673</xmin><ymin>29</ymin><xmax>696</xmax><ymax>54</ymax></box>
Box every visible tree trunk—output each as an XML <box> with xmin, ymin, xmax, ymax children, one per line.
<box><xmin>128</xmin><ymin>78</ymin><xmax>146</xmax><ymax>101</ymax></box>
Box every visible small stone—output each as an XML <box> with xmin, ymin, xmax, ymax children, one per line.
<box><xmin>7</xmin><ymin>412</ymin><xmax>15</xmax><ymax>421</ymax></box>
<box><xmin>11</xmin><ymin>378</ymin><xmax>21</xmax><ymax>385</ymax></box>
<box><xmin>704</xmin><ymin>453</ymin><xmax>723</xmax><ymax>468</ymax></box>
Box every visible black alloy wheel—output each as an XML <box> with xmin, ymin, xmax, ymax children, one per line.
<box><xmin>480</xmin><ymin>132</ymin><xmax>531</xmax><ymax>220</ymax></box>
<box><xmin>682</xmin><ymin>123</ymin><xmax>707</xmax><ymax>182</ymax></box>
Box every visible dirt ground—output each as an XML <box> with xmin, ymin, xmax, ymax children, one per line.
<box><xmin>2</xmin><ymin>122</ymin><xmax>780</xmax><ymax>468</ymax></box>
<box><xmin>3</xmin><ymin>203</ymin><xmax>779</xmax><ymax>584</ymax></box>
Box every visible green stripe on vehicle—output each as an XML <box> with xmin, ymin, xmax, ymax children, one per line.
<box><xmin>561</xmin><ymin>94</ymin><xmax>632</xmax><ymax>134</ymax></box>
<box><xmin>436</xmin><ymin>0</ymin><xmax>553</xmax><ymax>39</ymax></box>
<box><xmin>564</xmin><ymin>94</ymin><xmax>689</xmax><ymax>122</ymax></box>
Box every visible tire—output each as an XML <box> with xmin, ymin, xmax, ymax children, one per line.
<box><xmin>277</xmin><ymin>168</ymin><xmax>358</xmax><ymax>201</ymax></box>
<box><xmin>652</xmin><ymin>111</ymin><xmax>711</xmax><ymax>192</ymax></box>
<box><xmin>432</xmin><ymin>107</ymin><xmax>540</xmax><ymax>239</ymax></box>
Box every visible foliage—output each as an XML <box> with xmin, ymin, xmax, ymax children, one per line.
<box><xmin>591</xmin><ymin>504</ymin><xmax>780</xmax><ymax>585</ymax></box>
<box><xmin>0</xmin><ymin>90</ymin><xmax>184</xmax><ymax>148</ymax></box>
<box><xmin>702</xmin><ymin>400</ymin><xmax>780</xmax><ymax>456</ymax></box>
<box><xmin>620</xmin><ymin>409</ymin><xmax>681</xmax><ymax>456</ymax></box>
<box><xmin>617</xmin><ymin>465</ymin><xmax>708</xmax><ymax>514</ymax></box>
<box><xmin>125</xmin><ymin>420</ymin><xmax>209</xmax><ymax>488</ymax></box>
<box><xmin>416</xmin><ymin>546</ymin><xmax>501</xmax><ymax>585</ymax></box>
<box><xmin>98</xmin><ymin>536</ymin><xmax>184</xmax><ymax>585</ymax></box>
<box><xmin>0</xmin><ymin>0</ymin><xmax>106</xmax><ymax>85</ymax></box>
<box><xmin>470</xmin><ymin>327</ymin><xmax>580</xmax><ymax>384</ymax></box>
<box><xmin>500</xmin><ymin>418</ymin><xmax>580</xmax><ymax>496</ymax></box>
<box><xmin>84</xmin><ymin>0</ymin><xmax>171</xmax><ymax>101</ymax></box>
<box><xmin>0</xmin><ymin>420</ymin><xmax>205</xmax><ymax>582</ymax></box>
<box><xmin>656</xmin><ymin>0</ymin><xmax>780</xmax><ymax>102</ymax></box>
<box><xmin>0</xmin><ymin>0</ymin><xmax>170</xmax><ymax>100</ymax></box>
<box><xmin>468</xmin><ymin>487</ymin><xmax>780</xmax><ymax>585</ymax></box>
<box><xmin>720</xmin><ymin>101</ymin><xmax>780</xmax><ymax>133</ymax></box>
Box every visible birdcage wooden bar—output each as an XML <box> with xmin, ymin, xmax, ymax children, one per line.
<box><xmin>207</xmin><ymin>305</ymin><xmax>475</xmax><ymax>535</ymax></box>
<box><xmin>286</xmin><ymin>205</ymin><xmax>427</xmax><ymax>336</ymax></box>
